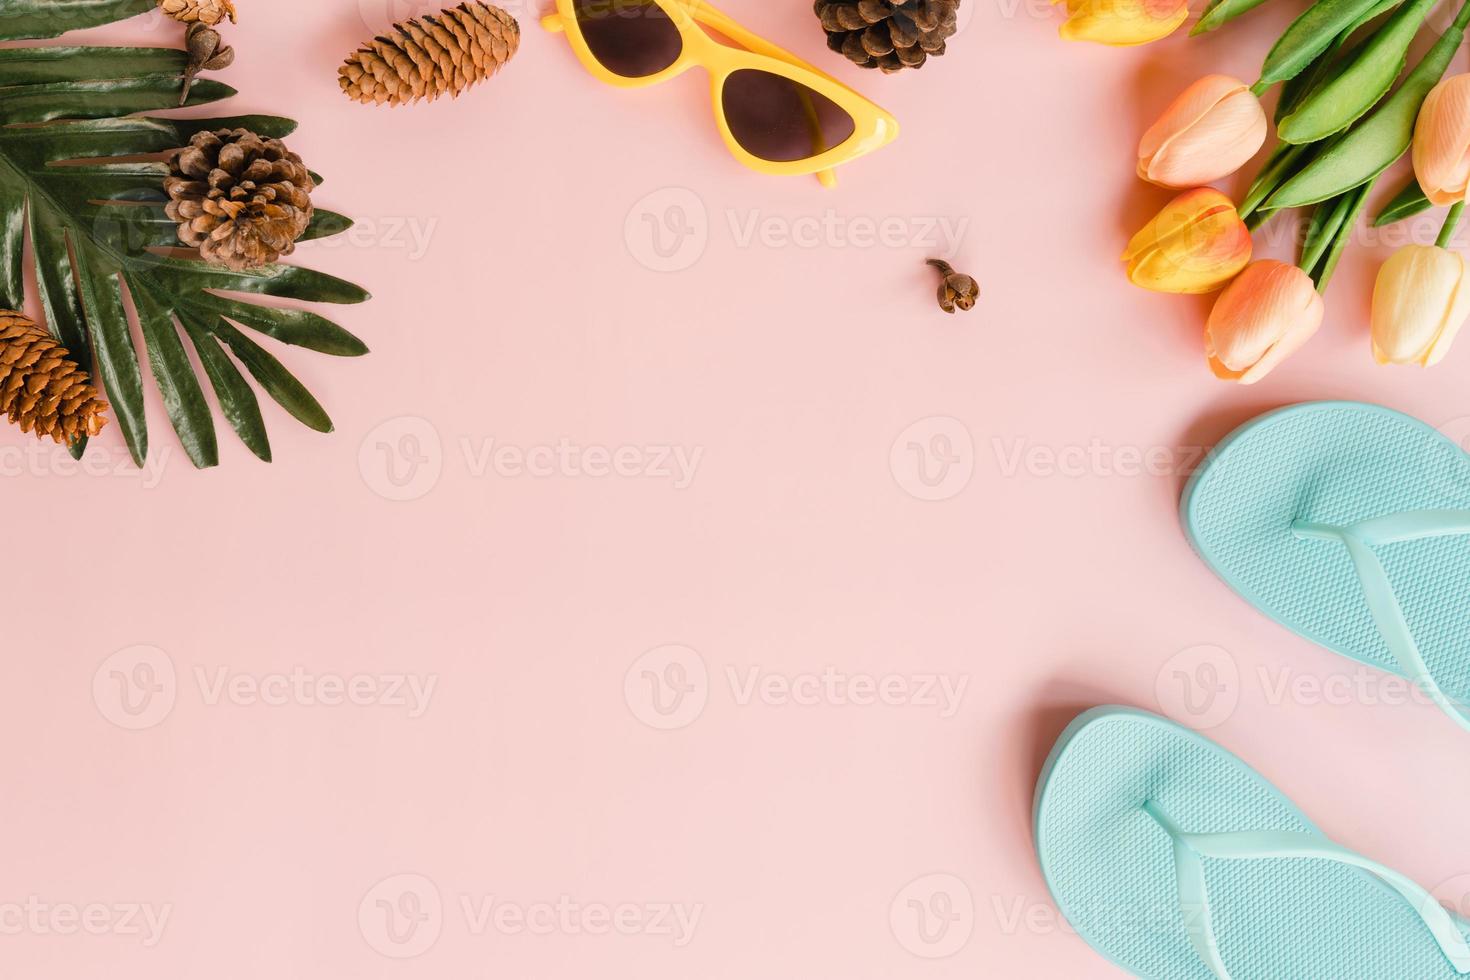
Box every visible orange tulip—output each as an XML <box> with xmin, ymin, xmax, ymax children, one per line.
<box><xmin>1123</xmin><ymin>188</ymin><xmax>1253</xmax><ymax>294</ymax></box>
<box><xmin>1138</xmin><ymin>76</ymin><xmax>1269</xmax><ymax>188</ymax></box>
<box><xmin>1370</xmin><ymin>244</ymin><xmax>1470</xmax><ymax>366</ymax></box>
<box><xmin>1412</xmin><ymin>75</ymin><xmax>1470</xmax><ymax>206</ymax></box>
<box><xmin>1205</xmin><ymin>260</ymin><xmax>1323</xmax><ymax>384</ymax></box>
<box><xmin>1056</xmin><ymin>0</ymin><xmax>1189</xmax><ymax>45</ymax></box>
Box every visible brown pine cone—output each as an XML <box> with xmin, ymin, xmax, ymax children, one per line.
<box><xmin>339</xmin><ymin>1</ymin><xmax>519</xmax><ymax>107</ymax></box>
<box><xmin>815</xmin><ymin>0</ymin><xmax>960</xmax><ymax>73</ymax></box>
<box><xmin>0</xmin><ymin>310</ymin><xmax>109</xmax><ymax>445</ymax></box>
<box><xmin>158</xmin><ymin>0</ymin><xmax>237</xmax><ymax>25</ymax></box>
<box><xmin>163</xmin><ymin>129</ymin><xmax>315</xmax><ymax>272</ymax></box>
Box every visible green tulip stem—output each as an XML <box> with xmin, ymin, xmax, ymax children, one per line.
<box><xmin>1251</xmin><ymin>79</ymin><xmax>1273</xmax><ymax>98</ymax></box>
<box><xmin>1315</xmin><ymin>181</ymin><xmax>1376</xmax><ymax>291</ymax></box>
<box><xmin>1437</xmin><ymin>202</ymin><xmax>1465</xmax><ymax>248</ymax></box>
<box><xmin>1240</xmin><ymin>143</ymin><xmax>1312</xmax><ymax>219</ymax></box>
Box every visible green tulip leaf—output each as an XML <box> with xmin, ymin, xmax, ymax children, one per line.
<box><xmin>1193</xmin><ymin>0</ymin><xmax>1275</xmax><ymax>35</ymax></box>
<box><xmin>1374</xmin><ymin>176</ymin><xmax>1434</xmax><ymax>225</ymax></box>
<box><xmin>1275</xmin><ymin>0</ymin><xmax>1404</xmax><ymax>124</ymax></box>
<box><xmin>0</xmin><ymin>18</ymin><xmax>370</xmax><ymax>468</ymax></box>
<box><xmin>1268</xmin><ymin>0</ymin><xmax>1470</xmax><ymax>209</ymax></box>
<box><xmin>1278</xmin><ymin>0</ymin><xmax>1442</xmax><ymax>144</ymax></box>
<box><xmin>1260</xmin><ymin>0</ymin><xmax>1389</xmax><ymax>87</ymax></box>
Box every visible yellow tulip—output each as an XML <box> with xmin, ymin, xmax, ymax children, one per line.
<box><xmin>1412</xmin><ymin>75</ymin><xmax>1470</xmax><ymax>206</ymax></box>
<box><xmin>1056</xmin><ymin>0</ymin><xmax>1190</xmax><ymax>45</ymax></box>
<box><xmin>1138</xmin><ymin>76</ymin><xmax>1269</xmax><ymax>188</ymax></box>
<box><xmin>1123</xmin><ymin>188</ymin><xmax>1253</xmax><ymax>294</ymax></box>
<box><xmin>1370</xmin><ymin>244</ymin><xmax>1470</xmax><ymax>366</ymax></box>
<box><xmin>1206</xmin><ymin>260</ymin><xmax>1323</xmax><ymax>384</ymax></box>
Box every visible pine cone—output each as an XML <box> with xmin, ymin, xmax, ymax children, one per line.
<box><xmin>339</xmin><ymin>1</ymin><xmax>519</xmax><ymax>107</ymax></box>
<box><xmin>163</xmin><ymin>129</ymin><xmax>315</xmax><ymax>272</ymax></box>
<box><xmin>158</xmin><ymin>0</ymin><xmax>236</xmax><ymax>25</ymax></box>
<box><xmin>815</xmin><ymin>0</ymin><xmax>959</xmax><ymax>73</ymax></box>
<box><xmin>0</xmin><ymin>311</ymin><xmax>109</xmax><ymax>445</ymax></box>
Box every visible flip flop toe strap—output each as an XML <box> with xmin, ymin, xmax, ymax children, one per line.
<box><xmin>1144</xmin><ymin>802</ymin><xmax>1470</xmax><ymax>979</ymax></box>
<box><xmin>1292</xmin><ymin>509</ymin><xmax>1470</xmax><ymax>732</ymax></box>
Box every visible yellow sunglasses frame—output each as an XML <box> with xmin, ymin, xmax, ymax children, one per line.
<box><xmin>542</xmin><ymin>0</ymin><xmax>899</xmax><ymax>187</ymax></box>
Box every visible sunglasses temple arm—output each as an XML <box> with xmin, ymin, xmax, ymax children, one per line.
<box><xmin>541</xmin><ymin>11</ymin><xmax>566</xmax><ymax>31</ymax></box>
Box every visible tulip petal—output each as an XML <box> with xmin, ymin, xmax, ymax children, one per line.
<box><xmin>1372</xmin><ymin>244</ymin><xmax>1470</xmax><ymax>365</ymax></box>
<box><xmin>1413</xmin><ymin>75</ymin><xmax>1470</xmax><ymax>207</ymax></box>
<box><xmin>1060</xmin><ymin>0</ymin><xmax>1188</xmax><ymax>45</ymax></box>
<box><xmin>1140</xmin><ymin>76</ymin><xmax>1268</xmax><ymax>188</ymax></box>
<box><xmin>1124</xmin><ymin>188</ymin><xmax>1253</xmax><ymax>294</ymax></box>
<box><xmin>1205</xmin><ymin>260</ymin><xmax>1323</xmax><ymax>384</ymax></box>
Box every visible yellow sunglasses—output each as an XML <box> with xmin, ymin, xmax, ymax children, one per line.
<box><xmin>542</xmin><ymin>0</ymin><xmax>899</xmax><ymax>187</ymax></box>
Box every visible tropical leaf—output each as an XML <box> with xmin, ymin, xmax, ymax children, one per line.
<box><xmin>0</xmin><ymin>23</ymin><xmax>370</xmax><ymax>468</ymax></box>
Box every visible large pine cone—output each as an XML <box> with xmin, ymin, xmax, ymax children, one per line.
<box><xmin>158</xmin><ymin>0</ymin><xmax>237</xmax><ymax>25</ymax></box>
<box><xmin>163</xmin><ymin>129</ymin><xmax>315</xmax><ymax>272</ymax></box>
<box><xmin>340</xmin><ymin>1</ymin><xmax>519</xmax><ymax>107</ymax></box>
<box><xmin>815</xmin><ymin>0</ymin><xmax>960</xmax><ymax>72</ymax></box>
<box><xmin>0</xmin><ymin>310</ymin><xmax>109</xmax><ymax>445</ymax></box>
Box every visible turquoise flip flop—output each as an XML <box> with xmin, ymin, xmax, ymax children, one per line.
<box><xmin>1034</xmin><ymin>707</ymin><xmax>1470</xmax><ymax>979</ymax></box>
<box><xmin>1183</xmin><ymin>401</ymin><xmax>1470</xmax><ymax>732</ymax></box>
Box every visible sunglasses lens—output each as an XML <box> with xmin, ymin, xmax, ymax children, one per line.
<box><xmin>721</xmin><ymin>69</ymin><xmax>857</xmax><ymax>163</ymax></box>
<box><xmin>573</xmin><ymin>0</ymin><xmax>683</xmax><ymax>79</ymax></box>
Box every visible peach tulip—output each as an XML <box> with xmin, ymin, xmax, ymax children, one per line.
<box><xmin>1123</xmin><ymin>188</ymin><xmax>1253</xmax><ymax>294</ymax></box>
<box><xmin>1205</xmin><ymin>260</ymin><xmax>1323</xmax><ymax>384</ymax></box>
<box><xmin>1056</xmin><ymin>0</ymin><xmax>1189</xmax><ymax>45</ymax></box>
<box><xmin>1413</xmin><ymin>75</ymin><xmax>1470</xmax><ymax>206</ymax></box>
<box><xmin>1138</xmin><ymin>76</ymin><xmax>1269</xmax><ymax>188</ymax></box>
<box><xmin>1370</xmin><ymin>245</ymin><xmax>1470</xmax><ymax>366</ymax></box>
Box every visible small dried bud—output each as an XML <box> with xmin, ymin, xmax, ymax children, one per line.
<box><xmin>927</xmin><ymin>259</ymin><xmax>980</xmax><ymax>314</ymax></box>
<box><xmin>180</xmin><ymin>21</ymin><xmax>235</xmax><ymax>105</ymax></box>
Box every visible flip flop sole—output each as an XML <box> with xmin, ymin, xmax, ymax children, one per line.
<box><xmin>1182</xmin><ymin>401</ymin><xmax>1470</xmax><ymax>701</ymax></box>
<box><xmin>1034</xmin><ymin>707</ymin><xmax>1470</xmax><ymax>979</ymax></box>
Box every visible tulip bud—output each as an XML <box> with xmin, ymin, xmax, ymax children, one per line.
<box><xmin>1205</xmin><ymin>260</ymin><xmax>1323</xmax><ymax>384</ymax></box>
<box><xmin>1123</xmin><ymin>188</ymin><xmax>1253</xmax><ymax>294</ymax></box>
<box><xmin>1370</xmin><ymin>244</ymin><xmax>1470</xmax><ymax>366</ymax></box>
<box><xmin>1413</xmin><ymin>75</ymin><xmax>1470</xmax><ymax>206</ymax></box>
<box><xmin>1055</xmin><ymin>0</ymin><xmax>1189</xmax><ymax>45</ymax></box>
<box><xmin>1138</xmin><ymin>75</ymin><xmax>1269</xmax><ymax>188</ymax></box>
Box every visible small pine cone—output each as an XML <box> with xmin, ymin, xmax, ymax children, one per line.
<box><xmin>340</xmin><ymin>1</ymin><xmax>519</xmax><ymax>107</ymax></box>
<box><xmin>814</xmin><ymin>0</ymin><xmax>960</xmax><ymax>73</ymax></box>
<box><xmin>163</xmin><ymin>129</ymin><xmax>315</xmax><ymax>272</ymax></box>
<box><xmin>158</xmin><ymin>0</ymin><xmax>237</xmax><ymax>25</ymax></box>
<box><xmin>0</xmin><ymin>310</ymin><xmax>109</xmax><ymax>445</ymax></box>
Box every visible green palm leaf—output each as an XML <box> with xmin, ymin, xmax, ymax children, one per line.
<box><xmin>0</xmin><ymin>34</ymin><xmax>369</xmax><ymax>468</ymax></box>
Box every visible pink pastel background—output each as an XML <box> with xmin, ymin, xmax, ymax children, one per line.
<box><xmin>7</xmin><ymin>0</ymin><xmax>1470</xmax><ymax>976</ymax></box>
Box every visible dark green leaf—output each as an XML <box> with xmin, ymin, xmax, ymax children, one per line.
<box><xmin>1375</xmin><ymin>176</ymin><xmax>1433</xmax><ymax>225</ymax></box>
<box><xmin>72</xmin><ymin>237</ymin><xmax>146</xmax><ymax>465</ymax></box>
<box><xmin>132</xmin><ymin>282</ymin><xmax>217</xmax><ymax>468</ymax></box>
<box><xmin>0</xmin><ymin>0</ymin><xmax>153</xmax><ymax>42</ymax></box>
<box><xmin>212</xmin><ymin>320</ymin><xmax>333</xmax><ymax>433</ymax></box>
<box><xmin>179</xmin><ymin>312</ymin><xmax>271</xmax><ymax>461</ymax></box>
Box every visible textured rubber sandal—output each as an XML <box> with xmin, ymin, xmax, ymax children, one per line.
<box><xmin>1034</xmin><ymin>707</ymin><xmax>1470</xmax><ymax>979</ymax></box>
<box><xmin>1183</xmin><ymin>401</ymin><xmax>1470</xmax><ymax>731</ymax></box>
